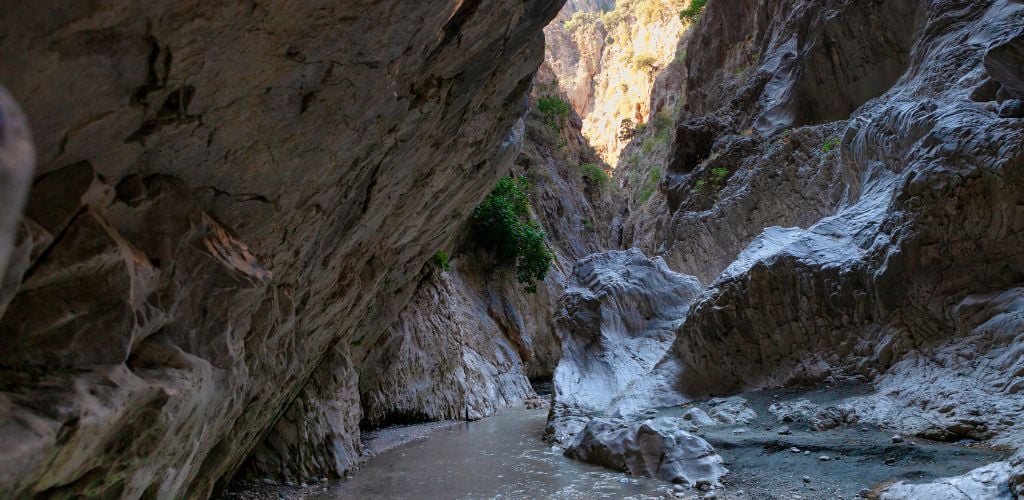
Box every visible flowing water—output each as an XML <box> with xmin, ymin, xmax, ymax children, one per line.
<box><xmin>314</xmin><ymin>407</ymin><xmax>674</xmax><ymax>499</ymax></box>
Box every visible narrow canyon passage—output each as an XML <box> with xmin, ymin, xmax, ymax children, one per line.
<box><xmin>1</xmin><ymin>1</ymin><xmax>1022</xmax><ymax>500</ymax></box>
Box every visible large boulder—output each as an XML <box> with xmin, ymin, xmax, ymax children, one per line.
<box><xmin>879</xmin><ymin>461</ymin><xmax>1015</xmax><ymax>500</ymax></box>
<box><xmin>564</xmin><ymin>417</ymin><xmax>727</xmax><ymax>488</ymax></box>
<box><xmin>547</xmin><ymin>248</ymin><xmax>702</xmax><ymax>444</ymax></box>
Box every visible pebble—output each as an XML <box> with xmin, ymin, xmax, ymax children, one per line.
<box><xmin>860</xmin><ymin>427</ymin><xmax>869</xmax><ymax>432</ymax></box>
<box><xmin>859</xmin><ymin>488</ymin><xmax>871</xmax><ymax>498</ymax></box>
<box><xmin>777</xmin><ymin>426</ymin><xmax>792</xmax><ymax>435</ymax></box>
<box><xmin>673</xmin><ymin>484</ymin><xmax>687</xmax><ymax>492</ymax></box>
<box><xmin>818</xmin><ymin>455</ymin><xmax>830</xmax><ymax>461</ymax></box>
<box><xmin>891</xmin><ymin>434</ymin><xmax>904</xmax><ymax>444</ymax></box>
<box><xmin>790</xmin><ymin>447</ymin><xmax>802</xmax><ymax>453</ymax></box>
<box><xmin>884</xmin><ymin>457</ymin><xmax>897</xmax><ymax>466</ymax></box>
<box><xmin>300</xmin><ymin>482</ymin><xmax>308</xmax><ymax>488</ymax></box>
<box><xmin>999</xmin><ymin>99</ymin><xmax>1024</xmax><ymax>118</ymax></box>
<box><xmin>732</xmin><ymin>428</ymin><xmax>747</xmax><ymax>434</ymax></box>
<box><xmin>803</xmin><ymin>451</ymin><xmax>810</xmax><ymax>455</ymax></box>
<box><xmin>802</xmin><ymin>476</ymin><xmax>812</xmax><ymax>483</ymax></box>
<box><xmin>261</xmin><ymin>478</ymin><xmax>277</xmax><ymax>486</ymax></box>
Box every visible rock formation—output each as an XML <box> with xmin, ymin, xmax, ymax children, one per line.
<box><xmin>547</xmin><ymin>248</ymin><xmax>701</xmax><ymax>444</ymax></box>
<box><xmin>0</xmin><ymin>1</ymin><xmax>563</xmax><ymax>497</ymax></box>
<box><xmin>564</xmin><ymin>417</ymin><xmax>727</xmax><ymax>487</ymax></box>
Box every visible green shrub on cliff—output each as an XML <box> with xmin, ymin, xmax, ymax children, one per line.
<box><xmin>580</xmin><ymin>163</ymin><xmax>609</xmax><ymax>188</ymax></box>
<box><xmin>537</xmin><ymin>95</ymin><xmax>571</xmax><ymax>130</ymax></box>
<box><xmin>430</xmin><ymin>251</ymin><xmax>450</xmax><ymax>272</ymax></box>
<box><xmin>679</xmin><ymin>0</ymin><xmax>708</xmax><ymax>23</ymax></box>
<box><xmin>471</xmin><ymin>177</ymin><xmax>553</xmax><ymax>293</ymax></box>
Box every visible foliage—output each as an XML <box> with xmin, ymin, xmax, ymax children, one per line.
<box><xmin>564</xmin><ymin>10</ymin><xmax>601</xmax><ymax>33</ymax></box>
<box><xmin>537</xmin><ymin>95</ymin><xmax>571</xmax><ymax>130</ymax></box>
<box><xmin>638</xmin><ymin>166</ymin><xmax>663</xmax><ymax>204</ymax></box>
<box><xmin>679</xmin><ymin>0</ymin><xmax>708</xmax><ymax>23</ymax></box>
<box><xmin>470</xmin><ymin>177</ymin><xmax>553</xmax><ymax>293</ymax></box>
<box><xmin>580</xmin><ymin>163</ymin><xmax>609</xmax><ymax>188</ymax></box>
<box><xmin>822</xmin><ymin>136</ymin><xmax>840</xmax><ymax>153</ymax></box>
<box><xmin>691</xmin><ymin>165</ymin><xmax>732</xmax><ymax>196</ymax></box>
<box><xmin>632</xmin><ymin>54</ymin><xmax>659</xmax><ymax>72</ymax></box>
<box><xmin>619</xmin><ymin>118</ymin><xmax>637</xmax><ymax>142</ymax></box>
<box><xmin>653</xmin><ymin>107</ymin><xmax>674</xmax><ymax>131</ymax></box>
<box><xmin>430</xmin><ymin>251</ymin><xmax>450</xmax><ymax>272</ymax></box>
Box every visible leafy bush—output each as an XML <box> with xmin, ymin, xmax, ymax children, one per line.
<box><xmin>430</xmin><ymin>251</ymin><xmax>450</xmax><ymax>272</ymax></box>
<box><xmin>653</xmin><ymin>107</ymin><xmax>674</xmax><ymax>131</ymax></box>
<box><xmin>470</xmin><ymin>177</ymin><xmax>553</xmax><ymax>293</ymax></box>
<box><xmin>580</xmin><ymin>163</ymin><xmax>609</xmax><ymax>187</ymax></box>
<box><xmin>638</xmin><ymin>166</ymin><xmax>663</xmax><ymax>204</ymax></box>
<box><xmin>679</xmin><ymin>0</ymin><xmax>708</xmax><ymax>23</ymax></box>
<box><xmin>632</xmin><ymin>54</ymin><xmax>659</xmax><ymax>72</ymax></box>
<box><xmin>537</xmin><ymin>95</ymin><xmax>571</xmax><ymax>130</ymax></box>
<box><xmin>564</xmin><ymin>10</ymin><xmax>601</xmax><ymax>33</ymax></box>
<box><xmin>822</xmin><ymin>136</ymin><xmax>840</xmax><ymax>153</ymax></box>
<box><xmin>691</xmin><ymin>165</ymin><xmax>732</xmax><ymax>196</ymax></box>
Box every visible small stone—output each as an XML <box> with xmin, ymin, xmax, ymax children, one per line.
<box><xmin>300</xmin><ymin>482</ymin><xmax>308</xmax><ymax>488</ymax></box>
<box><xmin>802</xmin><ymin>476</ymin><xmax>812</xmax><ymax>483</ymax></box>
<box><xmin>860</xmin><ymin>427</ymin><xmax>869</xmax><ymax>432</ymax></box>
<box><xmin>790</xmin><ymin>447</ymin><xmax>801</xmax><ymax>453</ymax></box>
<box><xmin>832</xmin><ymin>455</ymin><xmax>841</xmax><ymax>460</ymax></box>
<box><xmin>732</xmin><ymin>428</ymin><xmax>747</xmax><ymax>434</ymax></box>
<box><xmin>803</xmin><ymin>451</ymin><xmax>810</xmax><ymax>455</ymax></box>
<box><xmin>777</xmin><ymin>426</ymin><xmax>792</xmax><ymax>435</ymax></box>
<box><xmin>818</xmin><ymin>455</ymin><xmax>830</xmax><ymax>461</ymax></box>
<box><xmin>891</xmin><ymin>434</ymin><xmax>904</xmax><ymax>444</ymax></box>
<box><xmin>884</xmin><ymin>457</ymin><xmax>897</xmax><ymax>466</ymax></box>
<box><xmin>319</xmin><ymin>477</ymin><xmax>328</xmax><ymax>483</ymax></box>
<box><xmin>859</xmin><ymin>488</ymin><xmax>871</xmax><ymax>498</ymax></box>
<box><xmin>262</xmin><ymin>478</ymin><xmax>277</xmax><ymax>486</ymax></box>
<box><xmin>695</xmin><ymin>479</ymin><xmax>713</xmax><ymax>491</ymax></box>
<box><xmin>673</xmin><ymin>484</ymin><xmax>687</xmax><ymax>492</ymax></box>
<box><xmin>284</xmin><ymin>481</ymin><xmax>295</xmax><ymax>487</ymax></box>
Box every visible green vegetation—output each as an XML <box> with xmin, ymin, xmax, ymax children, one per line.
<box><xmin>692</xmin><ymin>165</ymin><xmax>731</xmax><ymax>195</ymax></box>
<box><xmin>580</xmin><ymin>163</ymin><xmax>609</xmax><ymax>188</ymax></box>
<box><xmin>632</xmin><ymin>54</ymin><xmax>659</xmax><ymax>72</ymax></box>
<box><xmin>653</xmin><ymin>107</ymin><xmax>674</xmax><ymax>131</ymax></box>
<box><xmin>822</xmin><ymin>136</ymin><xmax>840</xmax><ymax>153</ymax></box>
<box><xmin>679</xmin><ymin>0</ymin><xmax>708</xmax><ymax>23</ymax></box>
<box><xmin>619</xmin><ymin>118</ymin><xmax>637</xmax><ymax>142</ymax></box>
<box><xmin>564</xmin><ymin>10</ymin><xmax>601</xmax><ymax>33</ymax></box>
<box><xmin>430</xmin><ymin>251</ymin><xmax>450</xmax><ymax>272</ymax></box>
<box><xmin>537</xmin><ymin>95</ymin><xmax>571</xmax><ymax>131</ymax></box>
<box><xmin>470</xmin><ymin>177</ymin><xmax>553</xmax><ymax>294</ymax></box>
<box><xmin>638</xmin><ymin>166</ymin><xmax>663</xmax><ymax>204</ymax></box>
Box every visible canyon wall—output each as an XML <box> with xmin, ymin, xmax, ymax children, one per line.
<box><xmin>623</xmin><ymin>0</ymin><xmax>1024</xmax><ymax>451</ymax></box>
<box><xmin>0</xmin><ymin>1</ymin><xmax>563</xmax><ymax>497</ymax></box>
<box><xmin>355</xmin><ymin>68</ymin><xmax>614</xmax><ymax>431</ymax></box>
<box><xmin>546</xmin><ymin>0</ymin><xmax>691</xmax><ymax>163</ymax></box>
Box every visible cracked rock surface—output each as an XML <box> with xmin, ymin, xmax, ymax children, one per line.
<box><xmin>0</xmin><ymin>1</ymin><xmax>563</xmax><ymax>497</ymax></box>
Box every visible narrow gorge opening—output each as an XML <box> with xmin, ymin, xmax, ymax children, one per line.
<box><xmin>0</xmin><ymin>1</ymin><xmax>1022</xmax><ymax>500</ymax></box>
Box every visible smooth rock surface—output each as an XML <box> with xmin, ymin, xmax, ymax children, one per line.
<box><xmin>879</xmin><ymin>461</ymin><xmax>1015</xmax><ymax>500</ymax></box>
<box><xmin>564</xmin><ymin>417</ymin><xmax>727</xmax><ymax>487</ymax></box>
<box><xmin>547</xmin><ymin>248</ymin><xmax>702</xmax><ymax>444</ymax></box>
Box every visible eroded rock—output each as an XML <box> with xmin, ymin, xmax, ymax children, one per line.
<box><xmin>564</xmin><ymin>417</ymin><xmax>727</xmax><ymax>487</ymax></box>
<box><xmin>879</xmin><ymin>461</ymin><xmax>1015</xmax><ymax>500</ymax></box>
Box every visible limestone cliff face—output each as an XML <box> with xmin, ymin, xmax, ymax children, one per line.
<box><xmin>629</xmin><ymin>0</ymin><xmax>1024</xmax><ymax>451</ymax></box>
<box><xmin>545</xmin><ymin>0</ymin><xmax>692</xmax><ymax>163</ymax></box>
<box><xmin>0</xmin><ymin>1</ymin><xmax>563</xmax><ymax>497</ymax></box>
<box><xmin>356</xmin><ymin>74</ymin><xmax>613</xmax><ymax>431</ymax></box>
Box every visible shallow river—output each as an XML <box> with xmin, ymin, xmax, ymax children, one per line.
<box><xmin>314</xmin><ymin>407</ymin><xmax>673</xmax><ymax>499</ymax></box>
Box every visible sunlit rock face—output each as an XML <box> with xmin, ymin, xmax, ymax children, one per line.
<box><xmin>641</xmin><ymin>0</ymin><xmax>1024</xmax><ymax>453</ymax></box>
<box><xmin>546</xmin><ymin>0</ymin><xmax>691</xmax><ymax>163</ymax></box>
<box><xmin>0</xmin><ymin>1</ymin><xmax>563</xmax><ymax>497</ymax></box>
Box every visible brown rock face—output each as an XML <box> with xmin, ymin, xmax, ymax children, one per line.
<box><xmin>0</xmin><ymin>1</ymin><xmax>563</xmax><ymax>497</ymax></box>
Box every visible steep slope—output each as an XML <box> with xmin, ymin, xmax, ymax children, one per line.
<box><xmin>618</xmin><ymin>0</ymin><xmax>1024</xmax><ymax>457</ymax></box>
<box><xmin>353</xmin><ymin>70</ymin><xmax>615</xmax><ymax>433</ymax></box>
<box><xmin>0</xmin><ymin>2</ymin><xmax>563</xmax><ymax>497</ymax></box>
<box><xmin>545</xmin><ymin>0</ymin><xmax>691</xmax><ymax>163</ymax></box>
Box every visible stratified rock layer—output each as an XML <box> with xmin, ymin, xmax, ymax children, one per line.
<box><xmin>0</xmin><ymin>1</ymin><xmax>563</xmax><ymax>497</ymax></box>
